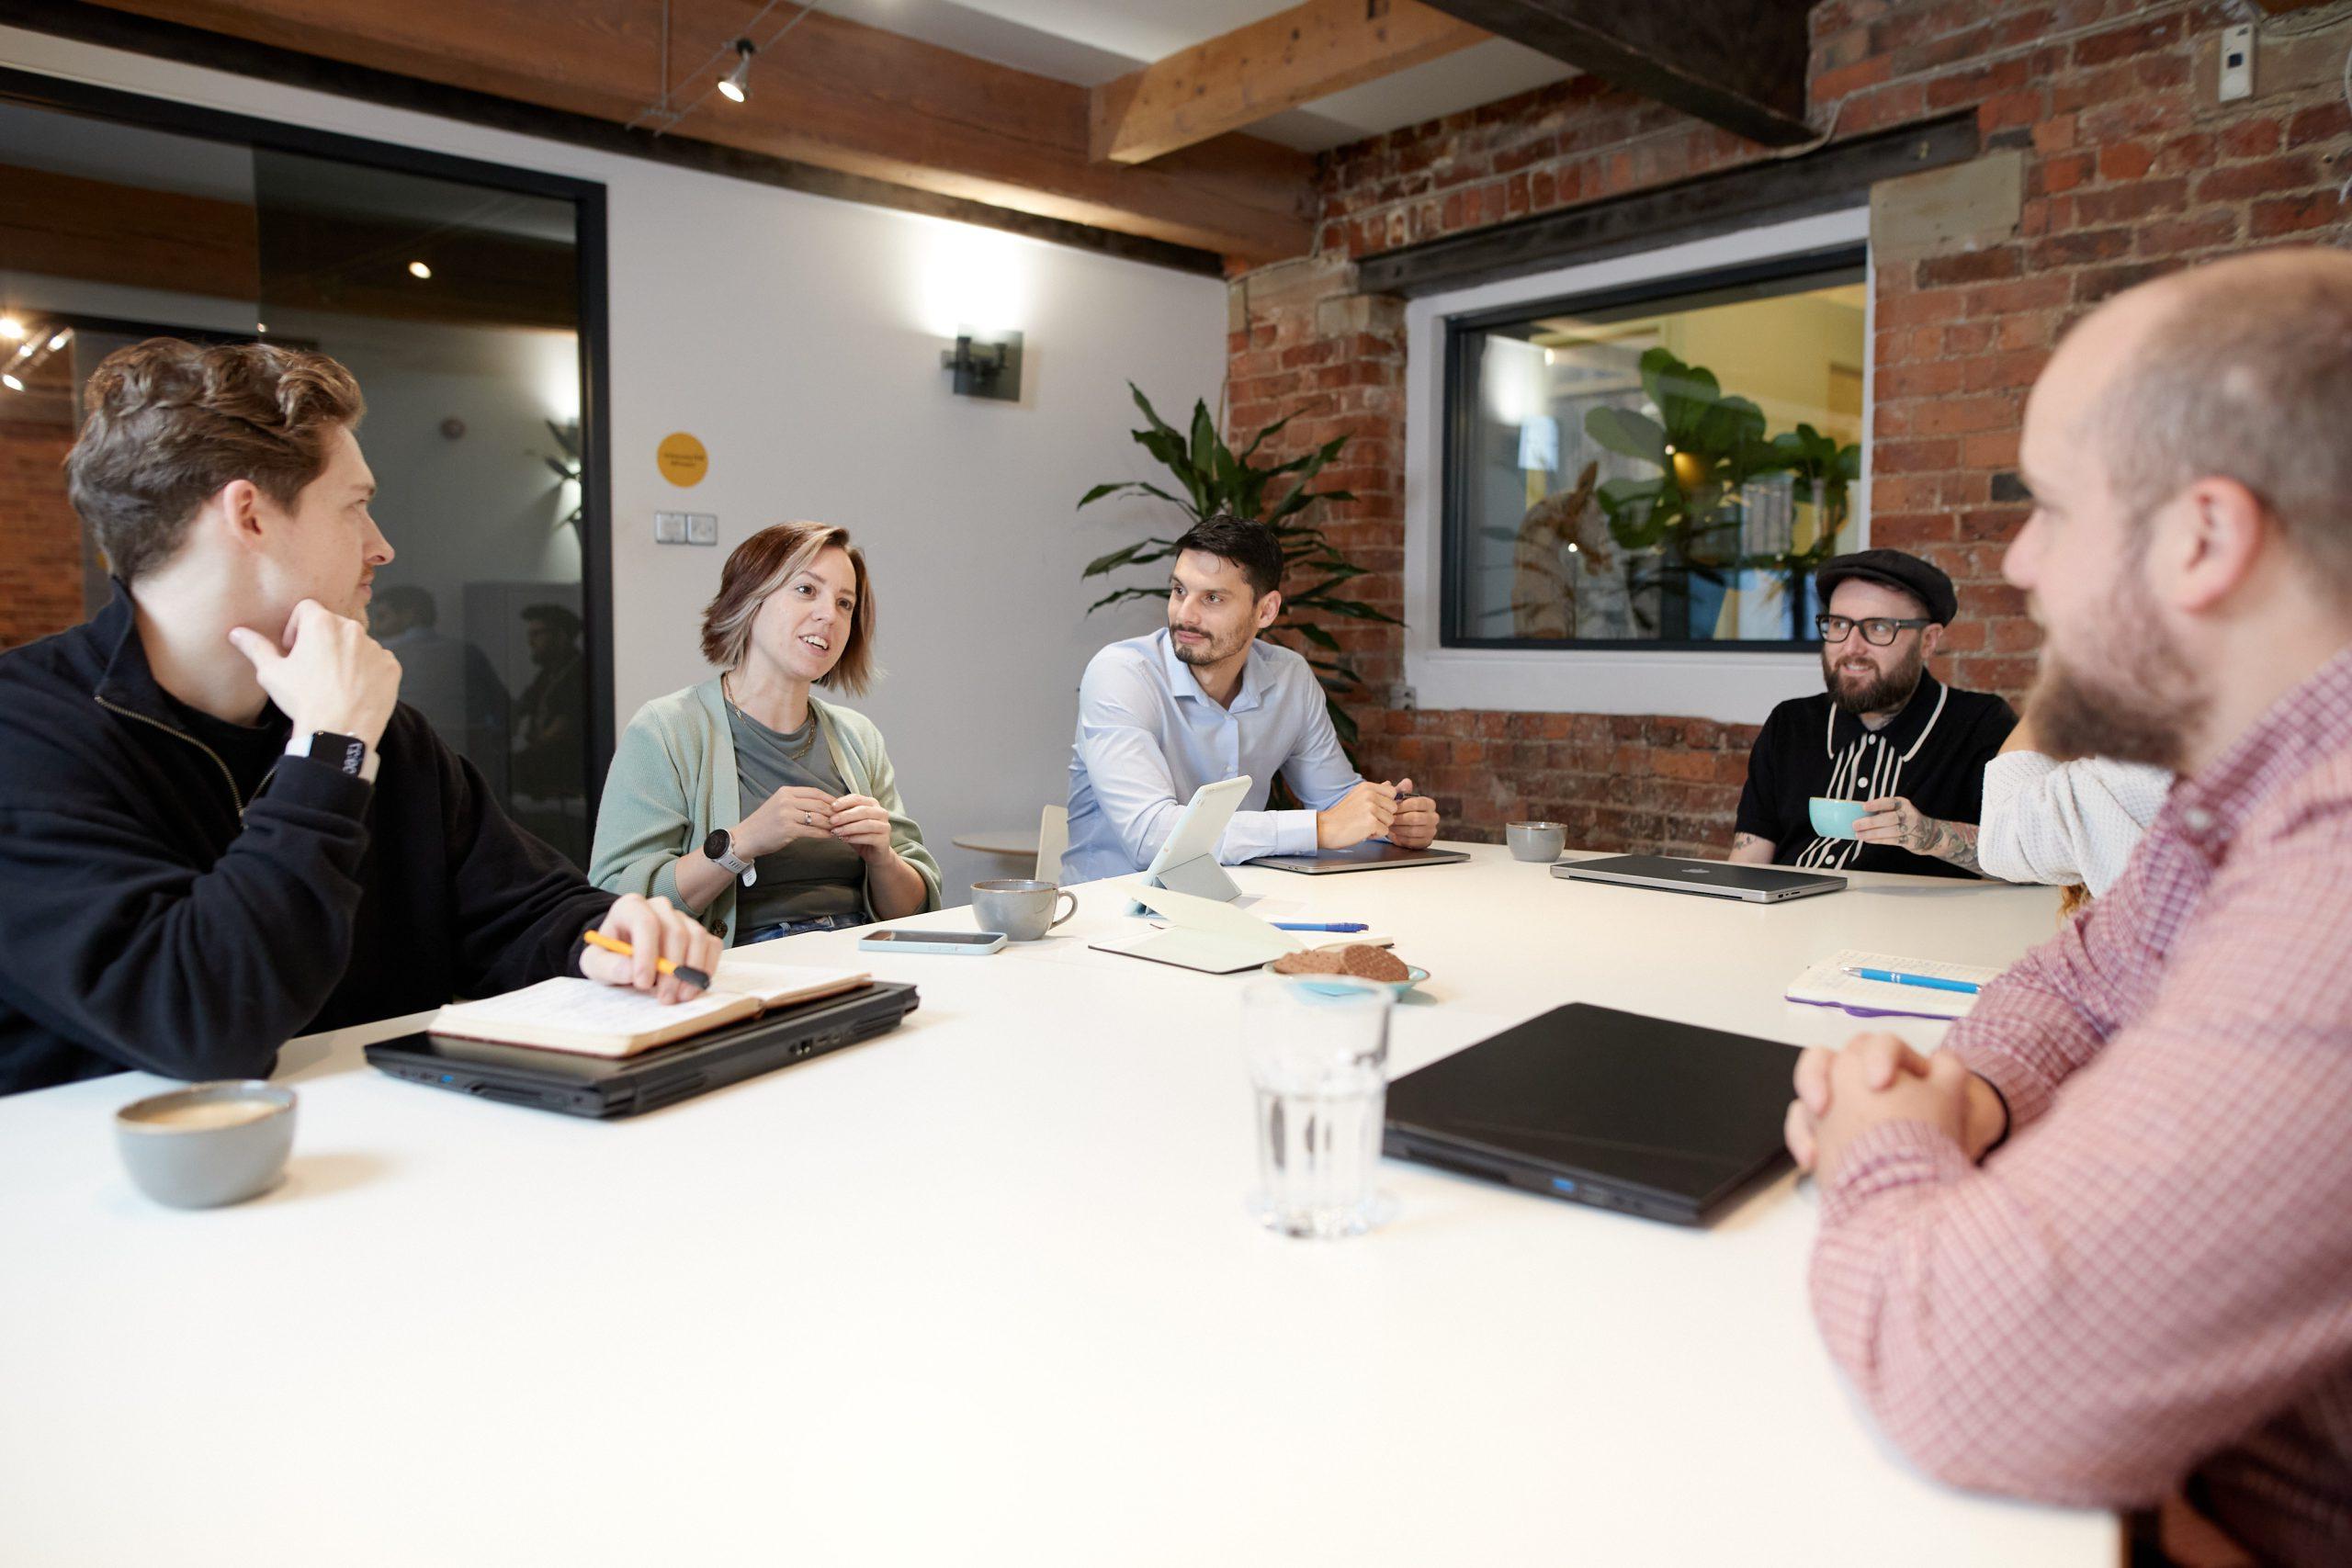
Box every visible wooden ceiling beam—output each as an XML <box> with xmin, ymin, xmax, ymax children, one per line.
<box><xmin>73</xmin><ymin>0</ymin><xmax>1318</xmax><ymax>261</ymax></box>
<box><xmin>1417</xmin><ymin>0</ymin><xmax>1815</xmax><ymax>147</ymax></box>
<box><xmin>1091</xmin><ymin>0</ymin><xmax>1486</xmax><ymax>165</ymax></box>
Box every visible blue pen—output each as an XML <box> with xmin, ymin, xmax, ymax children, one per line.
<box><xmin>1274</xmin><ymin>921</ymin><xmax>1368</xmax><ymax>932</ymax></box>
<box><xmin>1844</xmin><ymin>965</ymin><xmax>1980</xmax><ymax>995</ymax></box>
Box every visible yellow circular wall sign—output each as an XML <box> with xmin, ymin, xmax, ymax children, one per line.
<box><xmin>657</xmin><ymin>431</ymin><xmax>708</xmax><ymax>487</ymax></box>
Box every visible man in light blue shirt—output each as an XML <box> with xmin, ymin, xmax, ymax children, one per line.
<box><xmin>1062</xmin><ymin>513</ymin><xmax>1440</xmax><ymax>883</ymax></box>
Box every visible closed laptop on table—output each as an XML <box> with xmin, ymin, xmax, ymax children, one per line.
<box><xmin>1250</xmin><ymin>841</ymin><xmax>1469</xmax><ymax>874</ymax></box>
<box><xmin>1553</xmin><ymin>853</ymin><xmax>1845</xmax><ymax>903</ymax></box>
<box><xmin>1384</xmin><ymin>1002</ymin><xmax>1797</xmax><ymax>1225</ymax></box>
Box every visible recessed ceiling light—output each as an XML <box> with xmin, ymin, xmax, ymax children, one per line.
<box><xmin>408</xmin><ymin>260</ymin><xmax>433</xmax><ymax>280</ymax></box>
<box><xmin>0</xmin><ymin>318</ymin><xmax>21</xmax><ymax>341</ymax></box>
<box><xmin>2</xmin><ymin>374</ymin><xmax>23</xmax><ymax>392</ymax></box>
<box><xmin>46</xmin><ymin>331</ymin><xmax>70</xmax><ymax>352</ymax></box>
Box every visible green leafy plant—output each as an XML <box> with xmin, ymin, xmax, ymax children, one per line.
<box><xmin>1582</xmin><ymin>346</ymin><xmax>1860</xmax><ymax>637</ymax></box>
<box><xmin>1078</xmin><ymin>384</ymin><xmax>1396</xmax><ymax>749</ymax></box>
<box><xmin>1766</xmin><ymin>420</ymin><xmax>1863</xmax><ymax>543</ymax></box>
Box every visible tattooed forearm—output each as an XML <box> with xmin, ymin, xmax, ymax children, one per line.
<box><xmin>1930</xmin><ymin>820</ymin><xmax>1981</xmax><ymax>873</ymax></box>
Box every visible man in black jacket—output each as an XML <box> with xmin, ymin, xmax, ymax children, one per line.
<box><xmin>0</xmin><ymin>338</ymin><xmax>718</xmax><ymax>1098</ymax></box>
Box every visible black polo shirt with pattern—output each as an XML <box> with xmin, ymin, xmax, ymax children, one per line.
<box><xmin>1734</xmin><ymin>670</ymin><xmax>2017</xmax><ymax>879</ymax></box>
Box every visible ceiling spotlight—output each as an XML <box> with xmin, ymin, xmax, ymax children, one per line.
<box><xmin>717</xmin><ymin>38</ymin><xmax>755</xmax><ymax>103</ymax></box>
<box><xmin>0</xmin><ymin>317</ymin><xmax>21</xmax><ymax>341</ymax></box>
<box><xmin>2</xmin><ymin>374</ymin><xmax>22</xmax><ymax>392</ymax></box>
<box><xmin>408</xmin><ymin>260</ymin><xmax>433</xmax><ymax>280</ymax></box>
<box><xmin>46</xmin><ymin>330</ymin><xmax>70</xmax><ymax>352</ymax></box>
<box><xmin>255</xmin><ymin>322</ymin><xmax>269</xmax><ymax>334</ymax></box>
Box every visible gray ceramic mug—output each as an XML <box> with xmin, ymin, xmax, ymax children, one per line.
<box><xmin>115</xmin><ymin>1081</ymin><xmax>297</xmax><ymax>1209</ymax></box>
<box><xmin>971</xmin><ymin>879</ymin><xmax>1078</xmax><ymax>942</ymax></box>
<box><xmin>1506</xmin><ymin>820</ymin><xmax>1567</xmax><ymax>862</ymax></box>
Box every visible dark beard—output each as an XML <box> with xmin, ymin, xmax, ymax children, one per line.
<box><xmin>2031</xmin><ymin>570</ymin><xmax>2201</xmax><ymax>771</ymax></box>
<box><xmin>1172</xmin><ymin>630</ymin><xmax>1243</xmax><ymax>667</ymax></box>
<box><xmin>1823</xmin><ymin>646</ymin><xmax>1924</xmax><ymax>717</ymax></box>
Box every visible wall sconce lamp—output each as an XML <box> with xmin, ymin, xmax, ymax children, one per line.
<box><xmin>940</xmin><ymin>330</ymin><xmax>1022</xmax><ymax>401</ymax></box>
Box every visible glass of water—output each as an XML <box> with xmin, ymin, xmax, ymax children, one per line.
<box><xmin>1241</xmin><ymin>975</ymin><xmax>1397</xmax><ymax>1239</ymax></box>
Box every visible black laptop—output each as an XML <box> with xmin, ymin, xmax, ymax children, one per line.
<box><xmin>1384</xmin><ymin>1002</ymin><xmax>1797</xmax><ymax>1225</ymax></box>
<box><xmin>365</xmin><ymin>981</ymin><xmax>920</xmax><ymax>1119</ymax></box>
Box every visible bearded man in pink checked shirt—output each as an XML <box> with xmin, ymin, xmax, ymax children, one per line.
<box><xmin>1782</xmin><ymin>245</ymin><xmax>2352</xmax><ymax>1567</ymax></box>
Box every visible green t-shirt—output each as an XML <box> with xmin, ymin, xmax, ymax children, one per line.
<box><xmin>728</xmin><ymin>703</ymin><xmax>865</xmax><ymax>929</ymax></box>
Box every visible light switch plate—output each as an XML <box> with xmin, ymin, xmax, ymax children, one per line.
<box><xmin>653</xmin><ymin>510</ymin><xmax>688</xmax><ymax>544</ymax></box>
<box><xmin>686</xmin><ymin>513</ymin><xmax>718</xmax><ymax>546</ymax></box>
<box><xmin>2219</xmin><ymin>23</ymin><xmax>2254</xmax><ymax>102</ymax></box>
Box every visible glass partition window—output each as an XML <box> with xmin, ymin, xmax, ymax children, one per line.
<box><xmin>0</xmin><ymin>91</ymin><xmax>602</xmax><ymax>867</ymax></box>
<box><xmin>1442</xmin><ymin>254</ymin><xmax>1867</xmax><ymax>649</ymax></box>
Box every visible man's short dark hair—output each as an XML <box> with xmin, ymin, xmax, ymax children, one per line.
<box><xmin>523</xmin><ymin>603</ymin><xmax>582</xmax><ymax>643</ymax></box>
<box><xmin>1173</xmin><ymin>513</ymin><xmax>1283</xmax><ymax>599</ymax></box>
<box><xmin>374</xmin><ymin>584</ymin><xmax>436</xmax><ymax>626</ymax></box>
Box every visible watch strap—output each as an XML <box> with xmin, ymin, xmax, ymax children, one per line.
<box><xmin>706</xmin><ymin>828</ymin><xmax>757</xmax><ymax>883</ymax></box>
<box><xmin>287</xmin><ymin>730</ymin><xmax>379</xmax><ymax>784</ymax></box>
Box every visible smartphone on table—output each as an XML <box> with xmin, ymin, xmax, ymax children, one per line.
<box><xmin>856</xmin><ymin>931</ymin><xmax>1007</xmax><ymax>956</ymax></box>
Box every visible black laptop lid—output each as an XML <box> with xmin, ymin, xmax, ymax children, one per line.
<box><xmin>1384</xmin><ymin>1003</ymin><xmax>1797</xmax><ymax>1221</ymax></box>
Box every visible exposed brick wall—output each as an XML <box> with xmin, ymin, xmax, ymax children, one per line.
<box><xmin>1228</xmin><ymin>0</ymin><xmax>2352</xmax><ymax>852</ymax></box>
<box><xmin>0</xmin><ymin>355</ymin><xmax>84</xmax><ymax>651</ymax></box>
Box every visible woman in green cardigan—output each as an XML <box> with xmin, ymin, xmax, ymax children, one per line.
<box><xmin>591</xmin><ymin>521</ymin><xmax>941</xmax><ymax>946</ymax></box>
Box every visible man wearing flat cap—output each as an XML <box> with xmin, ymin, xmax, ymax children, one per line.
<box><xmin>1729</xmin><ymin>548</ymin><xmax>2015</xmax><ymax>877</ymax></box>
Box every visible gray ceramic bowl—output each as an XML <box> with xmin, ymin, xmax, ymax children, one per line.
<box><xmin>115</xmin><ymin>1081</ymin><xmax>296</xmax><ymax>1209</ymax></box>
<box><xmin>1506</xmin><ymin>820</ymin><xmax>1567</xmax><ymax>862</ymax></box>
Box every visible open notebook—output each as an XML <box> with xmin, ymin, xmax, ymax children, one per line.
<box><xmin>428</xmin><ymin>956</ymin><xmax>871</xmax><ymax>1058</ymax></box>
<box><xmin>1786</xmin><ymin>949</ymin><xmax>2002</xmax><ymax>1021</ymax></box>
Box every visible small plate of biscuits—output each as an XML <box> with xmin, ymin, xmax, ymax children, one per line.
<box><xmin>1266</xmin><ymin>944</ymin><xmax>1430</xmax><ymax>1000</ymax></box>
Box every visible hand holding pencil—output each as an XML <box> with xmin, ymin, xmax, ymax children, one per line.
<box><xmin>576</xmin><ymin>893</ymin><xmax>722</xmax><ymax>1004</ymax></box>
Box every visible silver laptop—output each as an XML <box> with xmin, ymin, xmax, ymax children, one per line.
<box><xmin>1552</xmin><ymin>854</ymin><xmax>1845</xmax><ymax>903</ymax></box>
<box><xmin>1250</xmin><ymin>841</ymin><xmax>1471</xmax><ymax>874</ymax></box>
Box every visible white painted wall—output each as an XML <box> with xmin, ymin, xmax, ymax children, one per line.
<box><xmin>0</xmin><ymin>25</ymin><xmax>1226</xmax><ymax>899</ymax></box>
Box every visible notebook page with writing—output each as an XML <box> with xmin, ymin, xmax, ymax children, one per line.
<box><xmin>1787</xmin><ymin>948</ymin><xmax>2004</xmax><ymax>1021</ymax></box>
<box><xmin>430</xmin><ymin>978</ymin><xmax>758</xmax><ymax>1056</ymax></box>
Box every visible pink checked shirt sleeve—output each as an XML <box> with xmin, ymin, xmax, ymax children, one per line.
<box><xmin>1808</xmin><ymin>749</ymin><xmax>2352</xmax><ymax>1565</ymax></box>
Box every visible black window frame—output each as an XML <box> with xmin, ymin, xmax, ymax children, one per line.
<box><xmin>1439</xmin><ymin>242</ymin><xmax>1868</xmax><ymax>654</ymax></box>
<box><xmin>0</xmin><ymin>64</ymin><xmax>617</xmax><ymax>819</ymax></box>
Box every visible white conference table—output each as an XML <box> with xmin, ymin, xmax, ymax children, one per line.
<box><xmin>0</xmin><ymin>845</ymin><xmax>2120</xmax><ymax>1567</ymax></box>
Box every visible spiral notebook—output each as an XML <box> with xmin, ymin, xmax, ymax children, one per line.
<box><xmin>1786</xmin><ymin>949</ymin><xmax>2002</xmax><ymax>1021</ymax></box>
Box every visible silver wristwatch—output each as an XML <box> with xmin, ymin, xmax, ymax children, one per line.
<box><xmin>704</xmin><ymin>827</ymin><xmax>758</xmax><ymax>886</ymax></box>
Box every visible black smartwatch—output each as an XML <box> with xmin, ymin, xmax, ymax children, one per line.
<box><xmin>298</xmin><ymin>730</ymin><xmax>368</xmax><ymax>779</ymax></box>
<box><xmin>705</xmin><ymin>827</ymin><xmax>758</xmax><ymax>886</ymax></box>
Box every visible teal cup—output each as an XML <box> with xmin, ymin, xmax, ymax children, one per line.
<box><xmin>1808</xmin><ymin>796</ymin><xmax>1868</xmax><ymax>840</ymax></box>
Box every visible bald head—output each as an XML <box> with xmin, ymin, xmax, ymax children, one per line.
<box><xmin>2030</xmin><ymin>247</ymin><xmax>2352</xmax><ymax>601</ymax></box>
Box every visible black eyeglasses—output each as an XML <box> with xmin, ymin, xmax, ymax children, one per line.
<box><xmin>1815</xmin><ymin>614</ymin><xmax>1932</xmax><ymax>646</ymax></box>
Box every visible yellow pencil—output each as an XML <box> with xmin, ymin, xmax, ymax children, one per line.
<box><xmin>582</xmin><ymin>929</ymin><xmax>711</xmax><ymax>991</ymax></box>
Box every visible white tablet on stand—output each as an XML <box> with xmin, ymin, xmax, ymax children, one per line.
<box><xmin>1127</xmin><ymin>774</ymin><xmax>1252</xmax><ymax>910</ymax></box>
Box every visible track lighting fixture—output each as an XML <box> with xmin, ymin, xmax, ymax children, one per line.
<box><xmin>717</xmin><ymin>38</ymin><xmax>755</xmax><ymax>103</ymax></box>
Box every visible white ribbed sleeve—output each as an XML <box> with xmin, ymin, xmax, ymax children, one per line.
<box><xmin>1977</xmin><ymin>752</ymin><xmax>2175</xmax><ymax>896</ymax></box>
